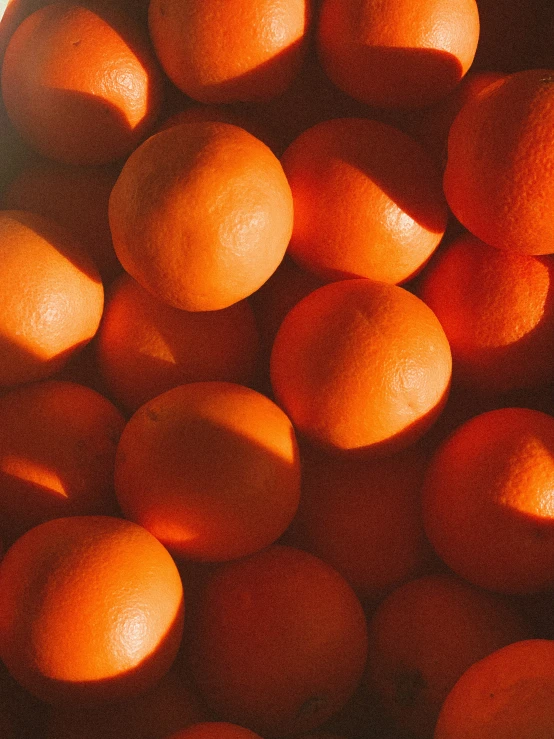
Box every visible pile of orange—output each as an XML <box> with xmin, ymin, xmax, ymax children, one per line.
<box><xmin>1</xmin><ymin>1</ymin><xmax>554</xmax><ymax>737</ymax></box>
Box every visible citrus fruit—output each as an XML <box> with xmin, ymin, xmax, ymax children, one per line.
<box><xmin>3</xmin><ymin>159</ymin><xmax>122</xmax><ymax>284</ymax></box>
<box><xmin>317</xmin><ymin>0</ymin><xmax>480</xmax><ymax>108</ymax></box>
<box><xmin>1</xmin><ymin>1</ymin><xmax>162</xmax><ymax>164</ymax></box>
<box><xmin>443</xmin><ymin>69</ymin><xmax>554</xmax><ymax>255</ymax></box>
<box><xmin>114</xmin><ymin>381</ymin><xmax>301</xmax><ymax>562</ymax></box>
<box><xmin>435</xmin><ymin>639</ymin><xmax>554</xmax><ymax>738</ymax></box>
<box><xmin>0</xmin><ymin>379</ymin><xmax>124</xmax><ymax>543</ymax></box>
<box><xmin>188</xmin><ymin>545</ymin><xmax>368</xmax><ymax>737</ymax></box>
<box><xmin>0</xmin><ymin>515</ymin><xmax>184</xmax><ymax>704</ymax></box>
<box><xmin>419</xmin><ymin>232</ymin><xmax>554</xmax><ymax>392</ymax></box>
<box><xmin>96</xmin><ymin>273</ymin><xmax>259</xmax><ymax>413</ymax></box>
<box><xmin>423</xmin><ymin>407</ymin><xmax>554</xmax><ymax>593</ymax></box>
<box><xmin>286</xmin><ymin>444</ymin><xmax>433</xmax><ymax>602</ymax></box>
<box><xmin>280</xmin><ymin>117</ymin><xmax>447</xmax><ymax>284</ymax></box>
<box><xmin>0</xmin><ymin>210</ymin><xmax>103</xmax><ymax>388</ymax></box>
<box><xmin>108</xmin><ymin>121</ymin><xmax>293</xmax><ymax>312</ymax></box>
<box><xmin>365</xmin><ymin>573</ymin><xmax>530</xmax><ymax>737</ymax></box>
<box><xmin>148</xmin><ymin>0</ymin><xmax>310</xmax><ymax>103</ymax></box>
<box><xmin>270</xmin><ymin>278</ymin><xmax>452</xmax><ymax>454</ymax></box>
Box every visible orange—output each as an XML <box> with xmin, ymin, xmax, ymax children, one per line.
<box><xmin>3</xmin><ymin>159</ymin><xmax>122</xmax><ymax>284</ymax></box>
<box><xmin>0</xmin><ymin>515</ymin><xmax>184</xmax><ymax>704</ymax></box>
<box><xmin>412</xmin><ymin>70</ymin><xmax>506</xmax><ymax>169</ymax></box>
<box><xmin>114</xmin><ymin>381</ymin><xmax>301</xmax><ymax>562</ymax></box>
<box><xmin>443</xmin><ymin>69</ymin><xmax>554</xmax><ymax>255</ymax></box>
<box><xmin>1</xmin><ymin>1</ymin><xmax>162</xmax><ymax>165</ymax></box>
<box><xmin>108</xmin><ymin>121</ymin><xmax>294</xmax><ymax>312</ymax></box>
<box><xmin>0</xmin><ymin>379</ymin><xmax>125</xmax><ymax>544</ymax></box>
<box><xmin>317</xmin><ymin>0</ymin><xmax>480</xmax><ymax>109</ymax></box>
<box><xmin>418</xmin><ymin>232</ymin><xmax>554</xmax><ymax>392</ymax></box>
<box><xmin>0</xmin><ymin>210</ymin><xmax>104</xmax><ymax>388</ymax></box>
<box><xmin>164</xmin><ymin>724</ymin><xmax>263</xmax><ymax>739</ymax></box>
<box><xmin>434</xmin><ymin>639</ymin><xmax>554</xmax><ymax>738</ymax></box>
<box><xmin>45</xmin><ymin>664</ymin><xmax>206</xmax><ymax>739</ymax></box>
<box><xmin>188</xmin><ymin>545</ymin><xmax>368</xmax><ymax>737</ymax></box>
<box><xmin>270</xmin><ymin>279</ymin><xmax>452</xmax><ymax>454</ymax></box>
<box><xmin>96</xmin><ymin>273</ymin><xmax>260</xmax><ymax>413</ymax></box>
<box><xmin>148</xmin><ymin>0</ymin><xmax>310</xmax><ymax>103</ymax></box>
<box><xmin>286</xmin><ymin>444</ymin><xmax>434</xmax><ymax>603</ymax></box>
<box><xmin>365</xmin><ymin>573</ymin><xmax>530</xmax><ymax>737</ymax></box>
<box><xmin>423</xmin><ymin>407</ymin><xmax>554</xmax><ymax>593</ymax></box>
<box><xmin>280</xmin><ymin>117</ymin><xmax>447</xmax><ymax>284</ymax></box>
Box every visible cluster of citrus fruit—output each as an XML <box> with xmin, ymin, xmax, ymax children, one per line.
<box><xmin>0</xmin><ymin>0</ymin><xmax>554</xmax><ymax>737</ymax></box>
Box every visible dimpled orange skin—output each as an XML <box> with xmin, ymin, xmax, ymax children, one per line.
<box><xmin>423</xmin><ymin>407</ymin><xmax>554</xmax><ymax>594</ymax></box>
<box><xmin>148</xmin><ymin>0</ymin><xmax>309</xmax><ymax>104</ymax></box>
<box><xmin>0</xmin><ymin>210</ymin><xmax>103</xmax><ymax>388</ymax></box>
<box><xmin>419</xmin><ymin>232</ymin><xmax>554</xmax><ymax>392</ymax></box>
<box><xmin>188</xmin><ymin>545</ymin><xmax>368</xmax><ymax>737</ymax></box>
<box><xmin>96</xmin><ymin>273</ymin><xmax>260</xmax><ymax>413</ymax></box>
<box><xmin>114</xmin><ymin>382</ymin><xmax>301</xmax><ymax>562</ymax></box>
<box><xmin>165</xmin><ymin>723</ymin><xmax>263</xmax><ymax>739</ymax></box>
<box><xmin>1</xmin><ymin>2</ymin><xmax>163</xmax><ymax>165</ymax></box>
<box><xmin>270</xmin><ymin>279</ymin><xmax>452</xmax><ymax>455</ymax></box>
<box><xmin>443</xmin><ymin>70</ymin><xmax>554</xmax><ymax>255</ymax></box>
<box><xmin>108</xmin><ymin>121</ymin><xmax>294</xmax><ymax>312</ymax></box>
<box><xmin>0</xmin><ymin>380</ymin><xmax>125</xmax><ymax>543</ymax></box>
<box><xmin>434</xmin><ymin>640</ymin><xmax>554</xmax><ymax>738</ymax></box>
<box><xmin>0</xmin><ymin>515</ymin><xmax>184</xmax><ymax>705</ymax></box>
<box><xmin>280</xmin><ymin>117</ymin><xmax>448</xmax><ymax>285</ymax></box>
<box><xmin>317</xmin><ymin>0</ymin><xmax>480</xmax><ymax>109</ymax></box>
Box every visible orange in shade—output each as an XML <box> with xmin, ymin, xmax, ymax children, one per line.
<box><xmin>435</xmin><ymin>640</ymin><xmax>554</xmax><ymax>738</ymax></box>
<box><xmin>148</xmin><ymin>0</ymin><xmax>310</xmax><ymax>103</ymax></box>
<box><xmin>317</xmin><ymin>0</ymin><xmax>480</xmax><ymax>108</ymax></box>
<box><xmin>0</xmin><ymin>380</ymin><xmax>125</xmax><ymax>544</ymax></box>
<box><xmin>188</xmin><ymin>545</ymin><xmax>368</xmax><ymax>737</ymax></box>
<box><xmin>423</xmin><ymin>407</ymin><xmax>554</xmax><ymax>593</ymax></box>
<box><xmin>1</xmin><ymin>1</ymin><xmax>162</xmax><ymax>164</ymax></box>
<box><xmin>114</xmin><ymin>382</ymin><xmax>301</xmax><ymax>562</ymax></box>
<box><xmin>97</xmin><ymin>273</ymin><xmax>259</xmax><ymax>413</ymax></box>
<box><xmin>365</xmin><ymin>573</ymin><xmax>531</xmax><ymax>737</ymax></box>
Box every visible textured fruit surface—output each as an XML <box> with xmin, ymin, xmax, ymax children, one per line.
<box><xmin>1</xmin><ymin>2</ymin><xmax>162</xmax><ymax>164</ymax></box>
<box><xmin>0</xmin><ymin>210</ymin><xmax>103</xmax><ymax>387</ymax></box>
<box><xmin>443</xmin><ymin>69</ymin><xmax>554</xmax><ymax>255</ymax></box>
<box><xmin>0</xmin><ymin>515</ymin><xmax>184</xmax><ymax>704</ymax></box>
<box><xmin>280</xmin><ymin>117</ymin><xmax>447</xmax><ymax>284</ymax></box>
<box><xmin>435</xmin><ymin>640</ymin><xmax>554</xmax><ymax>738</ymax></box>
<box><xmin>318</xmin><ymin>0</ymin><xmax>480</xmax><ymax>108</ymax></box>
<box><xmin>419</xmin><ymin>232</ymin><xmax>554</xmax><ymax>392</ymax></box>
<box><xmin>423</xmin><ymin>407</ymin><xmax>554</xmax><ymax>593</ymax></box>
<box><xmin>115</xmin><ymin>382</ymin><xmax>300</xmax><ymax>561</ymax></box>
<box><xmin>270</xmin><ymin>279</ymin><xmax>452</xmax><ymax>454</ymax></box>
<box><xmin>148</xmin><ymin>0</ymin><xmax>309</xmax><ymax>103</ymax></box>
<box><xmin>109</xmin><ymin>121</ymin><xmax>293</xmax><ymax>311</ymax></box>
